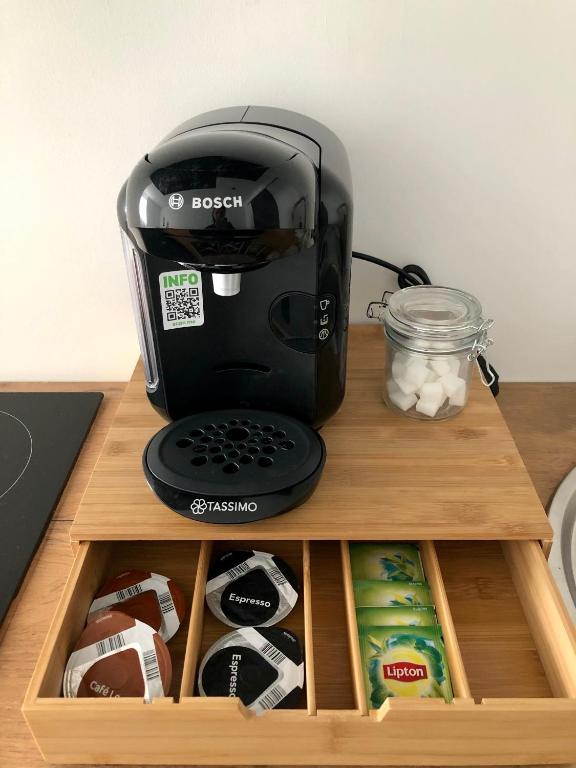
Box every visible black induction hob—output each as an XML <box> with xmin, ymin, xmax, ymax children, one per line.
<box><xmin>0</xmin><ymin>392</ymin><xmax>102</xmax><ymax>629</ymax></box>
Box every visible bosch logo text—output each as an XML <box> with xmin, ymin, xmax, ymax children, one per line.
<box><xmin>192</xmin><ymin>196</ymin><xmax>243</xmax><ymax>209</ymax></box>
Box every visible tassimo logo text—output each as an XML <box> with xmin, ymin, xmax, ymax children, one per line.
<box><xmin>190</xmin><ymin>499</ymin><xmax>258</xmax><ymax>515</ymax></box>
<box><xmin>192</xmin><ymin>196</ymin><xmax>243</xmax><ymax>209</ymax></box>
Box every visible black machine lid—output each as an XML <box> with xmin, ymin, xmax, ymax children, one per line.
<box><xmin>120</xmin><ymin>128</ymin><xmax>317</xmax><ymax>271</ymax></box>
<box><xmin>144</xmin><ymin>409</ymin><xmax>325</xmax><ymax>498</ymax></box>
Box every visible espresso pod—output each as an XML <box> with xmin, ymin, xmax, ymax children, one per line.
<box><xmin>205</xmin><ymin>550</ymin><xmax>299</xmax><ymax>627</ymax></box>
<box><xmin>63</xmin><ymin>611</ymin><xmax>172</xmax><ymax>701</ymax></box>
<box><xmin>198</xmin><ymin>626</ymin><xmax>304</xmax><ymax>714</ymax></box>
<box><xmin>87</xmin><ymin>570</ymin><xmax>186</xmax><ymax>642</ymax></box>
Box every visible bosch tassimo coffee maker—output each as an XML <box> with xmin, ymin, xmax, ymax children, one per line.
<box><xmin>118</xmin><ymin>106</ymin><xmax>352</xmax><ymax>522</ymax></box>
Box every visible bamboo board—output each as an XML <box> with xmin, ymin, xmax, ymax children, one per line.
<box><xmin>71</xmin><ymin>326</ymin><xmax>551</xmax><ymax>542</ymax></box>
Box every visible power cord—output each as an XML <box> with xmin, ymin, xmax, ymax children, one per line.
<box><xmin>352</xmin><ymin>251</ymin><xmax>432</xmax><ymax>288</ymax></box>
<box><xmin>352</xmin><ymin>250</ymin><xmax>499</xmax><ymax>396</ymax></box>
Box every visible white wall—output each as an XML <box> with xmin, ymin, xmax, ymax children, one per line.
<box><xmin>2</xmin><ymin>0</ymin><xmax>575</xmax><ymax>381</ymax></box>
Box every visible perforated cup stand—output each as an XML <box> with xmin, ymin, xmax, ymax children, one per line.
<box><xmin>143</xmin><ymin>410</ymin><xmax>326</xmax><ymax>523</ymax></box>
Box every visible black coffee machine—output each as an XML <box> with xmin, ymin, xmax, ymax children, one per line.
<box><xmin>118</xmin><ymin>106</ymin><xmax>353</xmax><ymax>523</ymax></box>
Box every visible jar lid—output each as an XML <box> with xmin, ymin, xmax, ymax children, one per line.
<box><xmin>383</xmin><ymin>286</ymin><xmax>486</xmax><ymax>351</ymax></box>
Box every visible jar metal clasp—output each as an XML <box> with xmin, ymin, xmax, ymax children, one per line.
<box><xmin>366</xmin><ymin>291</ymin><xmax>393</xmax><ymax>321</ymax></box>
<box><xmin>468</xmin><ymin>319</ymin><xmax>496</xmax><ymax>387</ymax></box>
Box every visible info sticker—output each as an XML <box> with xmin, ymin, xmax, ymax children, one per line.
<box><xmin>159</xmin><ymin>270</ymin><xmax>204</xmax><ymax>330</ymax></box>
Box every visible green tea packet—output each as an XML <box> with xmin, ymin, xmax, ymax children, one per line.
<box><xmin>356</xmin><ymin>606</ymin><xmax>436</xmax><ymax>627</ymax></box>
<box><xmin>359</xmin><ymin>625</ymin><xmax>453</xmax><ymax>708</ymax></box>
<box><xmin>350</xmin><ymin>543</ymin><xmax>425</xmax><ymax>582</ymax></box>
<box><xmin>353</xmin><ymin>580</ymin><xmax>432</xmax><ymax>608</ymax></box>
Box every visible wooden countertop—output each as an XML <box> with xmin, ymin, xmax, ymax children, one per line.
<box><xmin>2</xmin><ymin>362</ymin><xmax>575</xmax><ymax>767</ymax></box>
<box><xmin>72</xmin><ymin>326</ymin><xmax>551</xmax><ymax>542</ymax></box>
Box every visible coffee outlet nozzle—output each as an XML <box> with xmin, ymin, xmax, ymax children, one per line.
<box><xmin>119</xmin><ymin>107</ymin><xmax>353</xmax><ymax>523</ymax></box>
<box><xmin>212</xmin><ymin>272</ymin><xmax>241</xmax><ymax>297</ymax></box>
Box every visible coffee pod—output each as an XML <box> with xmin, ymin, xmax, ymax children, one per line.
<box><xmin>198</xmin><ymin>626</ymin><xmax>304</xmax><ymax>714</ymax></box>
<box><xmin>87</xmin><ymin>570</ymin><xmax>186</xmax><ymax>642</ymax></box>
<box><xmin>63</xmin><ymin>611</ymin><xmax>172</xmax><ymax>701</ymax></box>
<box><xmin>206</xmin><ymin>550</ymin><xmax>298</xmax><ymax>627</ymax></box>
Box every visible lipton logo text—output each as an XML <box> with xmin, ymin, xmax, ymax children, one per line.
<box><xmin>383</xmin><ymin>662</ymin><xmax>427</xmax><ymax>682</ymax></box>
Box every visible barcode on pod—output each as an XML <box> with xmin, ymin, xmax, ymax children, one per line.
<box><xmin>158</xmin><ymin>590</ymin><xmax>175</xmax><ymax>615</ymax></box>
<box><xmin>260</xmin><ymin>641</ymin><xmax>286</xmax><ymax>665</ymax></box>
<box><xmin>115</xmin><ymin>583</ymin><xmax>143</xmax><ymax>601</ymax></box>
<box><xmin>143</xmin><ymin>649</ymin><xmax>160</xmax><ymax>680</ymax></box>
<box><xmin>260</xmin><ymin>684</ymin><xmax>287</xmax><ymax>709</ymax></box>
<box><xmin>225</xmin><ymin>561</ymin><xmax>250</xmax><ymax>580</ymax></box>
<box><xmin>267</xmin><ymin>567</ymin><xmax>288</xmax><ymax>586</ymax></box>
<box><xmin>96</xmin><ymin>632</ymin><xmax>126</xmax><ymax>656</ymax></box>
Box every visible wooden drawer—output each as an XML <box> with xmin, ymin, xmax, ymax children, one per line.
<box><xmin>23</xmin><ymin>538</ymin><xmax>576</xmax><ymax>766</ymax></box>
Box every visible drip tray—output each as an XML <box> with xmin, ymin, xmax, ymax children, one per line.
<box><xmin>143</xmin><ymin>409</ymin><xmax>326</xmax><ymax>524</ymax></box>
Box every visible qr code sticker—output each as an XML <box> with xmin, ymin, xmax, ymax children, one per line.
<box><xmin>165</xmin><ymin>287</ymin><xmax>199</xmax><ymax>320</ymax></box>
<box><xmin>159</xmin><ymin>271</ymin><xmax>204</xmax><ymax>330</ymax></box>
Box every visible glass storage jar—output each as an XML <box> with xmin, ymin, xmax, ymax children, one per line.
<box><xmin>368</xmin><ymin>286</ymin><xmax>494</xmax><ymax>420</ymax></box>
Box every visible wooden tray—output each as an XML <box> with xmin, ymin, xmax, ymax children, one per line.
<box><xmin>23</xmin><ymin>325</ymin><xmax>574</xmax><ymax>765</ymax></box>
<box><xmin>23</xmin><ymin>536</ymin><xmax>576</xmax><ymax>765</ymax></box>
<box><xmin>70</xmin><ymin>326</ymin><xmax>551</xmax><ymax>542</ymax></box>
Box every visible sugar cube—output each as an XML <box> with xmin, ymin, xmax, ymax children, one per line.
<box><xmin>396</xmin><ymin>377</ymin><xmax>419</xmax><ymax>396</ymax></box>
<box><xmin>391</xmin><ymin>358</ymin><xmax>406</xmax><ymax>381</ymax></box>
<box><xmin>439</xmin><ymin>373</ymin><xmax>466</xmax><ymax>397</ymax></box>
<box><xmin>415</xmin><ymin>397</ymin><xmax>441</xmax><ymax>418</ymax></box>
<box><xmin>448</xmin><ymin>357</ymin><xmax>461</xmax><ymax>375</ymax></box>
<box><xmin>424</xmin><ymin>368</ymin><xmax>438</xmax><ymax>383</ymax></box>
<box><xmin>449</xmin><ymin>379</ymin><xmax>467</xmax><ymax>407</ymax></box>
<box><xmin>430</xmin><ymin>359</ymin><xmax>451</xmax><ymax>377</ymax></box>
<box><xmin>388</xmin><ymin>388</ymin><xmax>418</xmax><ymax>412</ymax></box>
<box><xmin>404</xmin><ymin>361</ymin><xmax>428</xmax><ymax>389</ymax></box>
<box><xmin>418</xmin><ymin>382</ymin><xmax>444</xmax><ymax>402</ymax></box>
<box><xmin>394</xmin><ymin>352</ymin><xmax>410</xmax><ymax>367</ymax></box>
